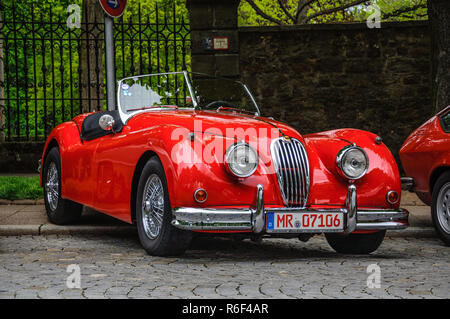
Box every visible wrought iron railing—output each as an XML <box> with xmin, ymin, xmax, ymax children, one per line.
<box><xmin>0</xmin><ymin>1</ymin><xmax>190</xmax><ymax>141</ymax></box>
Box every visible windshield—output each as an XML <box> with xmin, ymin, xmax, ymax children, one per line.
<box><xmin>118</xmin><ymin>72</ymin><xmax>260</xmax><ymax>121</ymax></box>
<box><xmin>189</xmin><ymin>72</ymin><xmax>259</xmax><ymax>115</ymax></box>
<box><xmin>119</xmin><ymin>72</ymin><xmax>195</xmax><ymax>112</ymax></box>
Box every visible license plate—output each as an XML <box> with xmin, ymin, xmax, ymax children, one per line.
<box><xmin>266</xmin><ymin>212</ymin><xmax>344</xmax><ymax>233</ymax></box>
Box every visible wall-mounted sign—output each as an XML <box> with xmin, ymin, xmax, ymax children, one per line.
<box><xmin>203</xmin><ymin>37</ymin><xmax>230</xmax><ymax>51</ymax></box>
<box><xmin>204</xmin><ymin>37</ymin><xmax>213</xmax><ymax>51</ymax></box>
<box><xmin>213</xmin><ymin>37</ymin><xmax>229</xmax><ymax>50</ymax></box>
<box><xmin>99</xmin><ymin>0</ymin><xmax>127</xmax><ymax>18</ymax></box>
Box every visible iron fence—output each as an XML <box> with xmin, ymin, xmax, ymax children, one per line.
<box><xmin>0</xmin><ymin>1</ymin><xmax>190</xmax><ymax>141</ymax></box>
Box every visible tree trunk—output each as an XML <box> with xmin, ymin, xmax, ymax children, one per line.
<box><xmin>296</xmin><ymin>0</ymin><xmax>310</xmax><ymax>24</ymax></box>
<box><xmin>80</xmin><ymin>0</ymin><xmax>104</xmax><ymax>113</ymax></box>
<box><xmin>0</xmin><ymin>4</ymin><xmax>5</xmax><ymax>143</ymax></box>
<box><xmin>428</xmin><ymin>0</ymin><xmax>450</xmax><ymax>112</ymax></box>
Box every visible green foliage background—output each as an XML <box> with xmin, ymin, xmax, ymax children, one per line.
<box><xmin>238</xmin><ymin>0</ymin><xmax>427</xmax><ymax>26</ymax></box>
<box><xmin>2</xmin><ymin>0</ymin><xmax>427</xmax><ymax>140</ymax></box>
<box><xmin>2</xmin><ymin>0</ymin><xmax>190</xmax><ymax>140</ymax></box>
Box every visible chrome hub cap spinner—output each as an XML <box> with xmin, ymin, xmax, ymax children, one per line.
<box><xmin>142</xmin><ymin>174</ymin><xmax>165</xmax><ymax>239</ymax></box>
<box><xmin>437</xmin><ymin>182</ymin><xmax>450</xmax><ymax>234</ymax></box>
<box><xmin>45</xmin><ymin>162</ymin><xmax>59</xmax><ymax>211</ymax></box>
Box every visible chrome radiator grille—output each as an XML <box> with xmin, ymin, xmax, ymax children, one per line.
<box><xmin>271</xmin><ymin>137</ymin><xmax>310</xmax><ymax>207</ymax></box>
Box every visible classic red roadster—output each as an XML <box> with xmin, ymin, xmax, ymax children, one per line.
<box><xmin>400</xmin><ymin>106</ymin><xmax>450</xmax><ymax>246</ymax></box>
<box><xmin>40</xmin><ymin>71</ymin><xmax>408</xmax><ymax>256</ymax></box>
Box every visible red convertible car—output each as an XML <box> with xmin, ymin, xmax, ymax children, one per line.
<box><xmin>400</xmin><ymin>106</ymin><xmax>450</xmax><ymax>246</ymax></box>
<box><xmin>40</xmin><ymin>71</ymin><xmax>408</xmax><ymax>256</ymax></box>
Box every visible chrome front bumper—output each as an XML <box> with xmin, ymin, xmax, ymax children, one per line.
<box><xmin>172</xmin><ymin>184</ymin><xmax>409</xmax><ymax>234</ymax></box>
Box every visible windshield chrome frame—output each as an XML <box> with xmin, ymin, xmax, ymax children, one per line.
<box><xmin>117</xmin><ymin>71</ymin><xmax>260</xmax><ymax>124</ymax></box>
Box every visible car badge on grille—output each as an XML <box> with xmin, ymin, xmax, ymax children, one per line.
<box><xmin>283</xmin><ymin>135</ymin><xmax>291</xmax><ymax>142</ymax></box>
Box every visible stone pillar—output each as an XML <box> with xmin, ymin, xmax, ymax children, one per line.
<box><xmin>187</xmin><ymin>0</ymin><xmax>240</xmax><ymax>78</ymax></box>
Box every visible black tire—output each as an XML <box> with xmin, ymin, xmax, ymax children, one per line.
<box><xmin>431</xmin><ymin>171</ymin><xmax>450</xmax><ymax>246</ymax></box>
<box><xmin>43</xmin><ymin>147</ymin><xmax>82</xmax><ymax>225</ymax></box>
<box><xmin>325</xmin><ymin>230</ymin><xmax>386</xmax><ymax>254</ymax></box>
<box><xmin>136</xmin><ymin>156</ymin><xmax>192</xmax><ymax>256</ymax></box>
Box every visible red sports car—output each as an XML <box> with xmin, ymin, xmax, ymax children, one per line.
<box><xmin>40</xmin><ymin>71</ymin><xmax>408</xmax><ymax>256</ymax></box>
<box><xmin>400</xmin><ymin>106</ymin><xmax>450</xmax><ymax>246</ymax></box>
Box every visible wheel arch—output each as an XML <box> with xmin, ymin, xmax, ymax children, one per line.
<box><xmin>40</xmin><ymin>139</ymin><xmax>59</xmax><ymax>186</ymax></box>
<box><xmin>430</xmin><ymin>166</ymin><xmax>450</xmax><ymax>193</ymax></box>
<box><xmin>130</xmin><ymin>150</ymin><xmax>159</xmax><ymax>223</ymax></box>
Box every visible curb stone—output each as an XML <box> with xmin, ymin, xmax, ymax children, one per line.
<box><xmin>0</xmin><ymin>225</ymin><xmax>41</xmax><ymax>236</ymax></box>
<box><xmin>0</xmin><ymin>225</ymin><xmax>436</xmax><ymax>238</ymax></box>
<box><xmin>0</xmin><ymin>224</ymin><xmax>136</xmax><ymax>236</ymax></box>
<box><xmin>387</xmin><ymin>227</ymin><xmax>436</xmax><ymax>238</ymax></box>
<box><xmin>0</xmin><ymin>199</ymin><xmax>44</xmax><ymax>205</ymax></box>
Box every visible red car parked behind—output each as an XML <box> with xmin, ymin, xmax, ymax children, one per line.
<box><xmin>400</xmin><ymin>105</ymin><xmax>450</xmax><ymax>246</ymax></box>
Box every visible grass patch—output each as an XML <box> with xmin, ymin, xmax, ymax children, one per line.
<box><xmin>0</xmin><ymin>176</ymin><xmax>43</xmax><ymax>200</ymax></box>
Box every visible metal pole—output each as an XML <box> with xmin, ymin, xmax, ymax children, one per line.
<box><xmin>104</xmin><ymin>14</ymin><xmax>116</xmax><ymax>111</ymax></box>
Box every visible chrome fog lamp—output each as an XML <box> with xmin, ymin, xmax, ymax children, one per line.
<box><xmin>336</xmin><ymin>145</ymin><xmax>369</xmax><ymax>180</ymax></box>
<box><xmin>225</xmin><ymin>143</ymin><xmax>259</xmax><ymax>178</ymax></box>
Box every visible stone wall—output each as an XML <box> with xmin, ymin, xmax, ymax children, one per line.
<box><xmin>239</xmin><ymin>21</ymin><xmax>431</xmax><ymax>167</ymax></box>
<box><xmin>0</xmin><ymin>142</ymin><xmax>43</xmax><ymax>173</ymax></box>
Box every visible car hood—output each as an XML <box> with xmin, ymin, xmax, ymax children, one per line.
<box><xmin>128</xmin><ymin>109</ymin><xmax>303</xmax><ymax>141</ymax></box>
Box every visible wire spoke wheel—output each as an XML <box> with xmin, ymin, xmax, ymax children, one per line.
<box><xmin>141</xmin><ymin>174</ymin><xmax>165</xmax><ymax>239</ymax></box>
<box><xmin>45</xmin><ymin>162</ymin><xmax>59</xmax><ymax>211</ymax></box>
<box><xmin>436</xmin><ymin>182</ymin><xmax>450</xmax><ymax>234</ymax></box>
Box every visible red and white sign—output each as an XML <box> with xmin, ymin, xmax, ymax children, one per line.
<box><xmin>99</xmin><ymin>0</ymin><xmax>127</xmax><ymax>18</ymax></box>
<box><xmin>213</xmin><ymin>37</ymin><xmax>229</xmax><ymax>50</ymax></box>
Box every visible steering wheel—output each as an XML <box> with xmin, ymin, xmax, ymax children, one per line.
<box><xmin>203</xmin><ymin>100</ymin><xmax>236</xmax><ymax>110</ymax></box>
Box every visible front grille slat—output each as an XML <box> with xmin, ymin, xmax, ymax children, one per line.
<box><xmin>300</xmin><ymin>144</ymin><xmax>310</xmax><ymax>206</ymax></box>
<box><xmin>278</xmin><ymin>142</ymin><xmax>287</xmax><ymax>200</ymax></box>
<box><xmin>271</xmin><ymin>137</ymin><xmax>310</xmax><ymax>207</ymax></box>
<box><xmin>291</xmin><ymin>142</ymin><xmax>302</xmax><ymax>204</ymax></box>
<box><xmin>294</xmin><ymin>144</ymin><xmax>306</xmax><ymax>205</ymax></box>
<box><xmin>286</xmin><ymin>142</ymin><xmax>297</xmax><ymax>204</ymax></box>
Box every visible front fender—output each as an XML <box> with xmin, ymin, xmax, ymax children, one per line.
<box><xmin>165</xmin><ymin>128</ymin><xmax>283</xmax><ymax>208</ymax></box>
<box><xmin>40</xmin><ymin>121</ymin><xmax>82</xmax><ymax>187</ymax></box>
<box><xmin>305</xmin><ymin>129</ymin><xmax>401</xmax><ymax>209</ymax></box>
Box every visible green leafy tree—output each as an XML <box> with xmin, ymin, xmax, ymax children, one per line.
<box><xmin>239</xmin><ymin>0</ymin><xmax>428</xmax><ymax>26</ymax></box>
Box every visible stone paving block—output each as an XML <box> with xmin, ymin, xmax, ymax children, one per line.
<box><xmin>0</xmin><ymin>235</ymin><xmax>448</xmax><ymax>299</ymax></box>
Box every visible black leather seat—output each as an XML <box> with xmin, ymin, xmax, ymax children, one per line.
<box><xmin>80</xmin><ymin>110</ymin><xmax>123</xmax><ymax>141</ymax></box>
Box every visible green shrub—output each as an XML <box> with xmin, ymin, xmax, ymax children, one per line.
<box><xmin>0</xmin><ymin>176</ymin><xmax>43</xmax><ymax>200</ymax></box>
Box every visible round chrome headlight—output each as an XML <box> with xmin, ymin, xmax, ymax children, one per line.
<box><xmin>225</xmin><ymin>143</ymin><xmax>258</xmax><ymax>178</ymax></box>
<box><xmin>336</xmin><ymin>145</ymin><xmax>369</xmax><ymax>180</ymax></box>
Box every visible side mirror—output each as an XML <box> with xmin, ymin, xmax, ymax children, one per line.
<box><xmin>99</xmin><ymin>114</ymin><xmax>115</xmax><ymax>133</ymax></box>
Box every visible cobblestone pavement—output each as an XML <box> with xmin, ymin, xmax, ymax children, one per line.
<box><xmin>0</xmin><ymin>233</ymin><xmax>448</xmax><ymax>299</ymax></box>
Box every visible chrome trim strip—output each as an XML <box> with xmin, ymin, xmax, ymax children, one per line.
<box><xmin>242</xmin><ymin>84</ymin><xmax>261</xmax><ymax>116</ymax></box>
<box><xmin>183</xmin><ymin>70</ymin><xmax>199</xmax><ymax>108</ymax></box>
<box><xmin>294</xmin><ymin>143</ymin><xmax>302</xmax><ymax>204</ymax></box>
<box><xmin>356</xmin><ymin>210</ymin><xmax>408</xmax><ymax>222</ymax></box>
<box><xmin>299</xmin><ymin>143</ymin><xmax>310</xmax><ymax>206</ymax></box>
<box><xmin>252</xmin><ymin>184</ymin><xmax>265</xmax><ymax>233</ymax></box>
<box><xmin>356</xmin><ymin>221</ymin><xmax>408</xmax><ymax>230</ymax></box>
<box><xmin>345</xmin><ymin>184</ymin><xmax>357</xmax><ymax>233</ymax></box>
<box><xmin>172</xmin><ymin>207</ymin><xmax>252</xmax><ymax>230</ymax></box>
